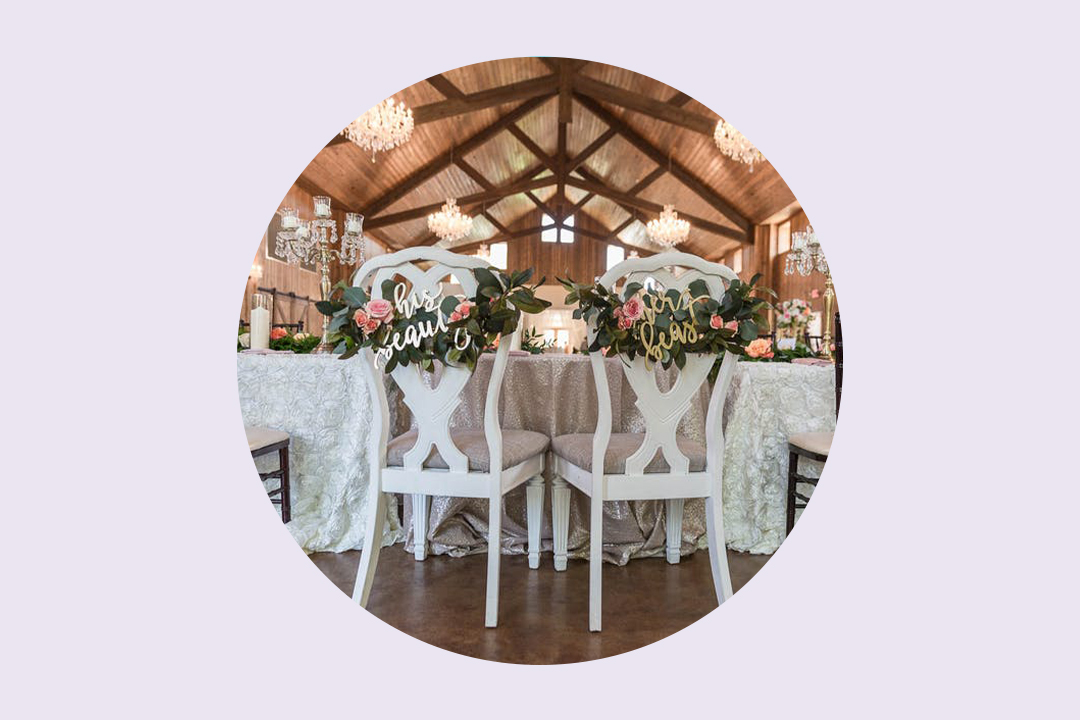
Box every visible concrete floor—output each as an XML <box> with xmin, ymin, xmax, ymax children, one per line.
<box><xmin>311</xmin><ymin>547</ymin><xmax>770</xmax><ymax>664</ymax></box>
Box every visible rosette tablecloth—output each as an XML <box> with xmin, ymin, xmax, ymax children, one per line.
<box><xmin>237</xmin><ymin>354</ymin><xmax>834</xmax><ymax>559</ymax></box>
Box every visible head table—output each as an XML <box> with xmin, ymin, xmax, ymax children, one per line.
<box><xmin>237</xmin><ymin>353</ymin><xmax>834</xmax><ymax>559</ymax></box>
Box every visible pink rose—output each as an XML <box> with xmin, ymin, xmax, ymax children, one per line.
<box><xmin>783</xmin><ymin>312</ymin><xmax>791</xmax><ymax>320</ymax></box>
<box><xmin>613</xmin><ymin>306</ymin><xmax>624</xmax><ymax>319</ymax></box>
<box><xmin>725</xmin><ymin>320</ymin><xmax>739</xmax><ymax>332</ymax></box>
<box><xmin>746</xmin><ymin>338</ymin><xmax>773</xmax><ymax>359</ymax></box>
<box><xmin>810</xmin><ymin>289</ymin><xmax>821</xmax><ymax>299</ymax></box>
<box><xmin>366</xmin><ymin>298</ymin><xmax>393</xmax><ymax>322</ymax></box>
<box><xmin>362</xmin><ymin>318</ymin><xmax>381</xmax><ymax>335</ymax></box>
<box><xmin>454</xmin><ymin>301</ymin><xmax>474</xmax><ymax>317</ymax></box>
<box><xmin>449</xmin><ymin>311</ymin><xmax>462</xmax><ymax>323</ymax></box>
<box><xmin>270</xmin><ymin>327</ymin><xmax>288</xmax><ymax>341</ymax></box>
<box><xmin>709</xmin><ymin>315</ymin><xmax>724</xmax><ymax>330</ymax></box>
<box><xmin>618</xmin><ymin>316</ymin><xmax>632</xmax><ymax>330</ymax></box>
<box><xmin>353</xmin><ymin>309</ymin><xmax>369</xmax><ymax>327</ymax></box>
<box><xmin>621</xmin><ymin>296</ymin><xmax>644</xmax><ymax>323</ymax></box>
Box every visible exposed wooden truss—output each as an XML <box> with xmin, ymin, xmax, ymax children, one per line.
<box><xmin>317</xmin><ymin>60</ymin><xmax>760</xmax><ymax>251</ymax></box>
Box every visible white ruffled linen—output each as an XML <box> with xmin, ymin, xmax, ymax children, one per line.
<box><xmin>237</xmin><ymin>354</ymin><xmax>833</xmax><ymax>557</ymax></box>
<box><xmin>236</xmin><ymin>354</ymin><xmax>404</xmax><ymax>553</ymax></box>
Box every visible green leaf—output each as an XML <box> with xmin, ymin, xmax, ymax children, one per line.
<box><xmin>342</xmin><ymin>286</ymin><xmax>369</xmax><ymax>307</ymax></box>
<box><xmin>687</xmin><ymin>278</ymin><xmax>710</xmax><ymax>299</ymax></box>
<box><xmin>315</xmin><ymin>300</ymin><xmax>344</xmax><ymax>316</ymax></box>
<box><xmin>381</xmin><ymin>279</ymin><xmax>398</xmax><ymax>299</ymax></box>
<box><xmin>739</xmin><ymin>320</ymin><xmax>758</xmax><ymax>341</ymax></box>
<box><xmin>622</xmin><ymin>282</ymin><xmax>643</xmax><ymax>301</ymax></box>
<box><xmin>473</xmin><ymin>267</ymin><xmax>501</xmax><ymax>291</ymax></box>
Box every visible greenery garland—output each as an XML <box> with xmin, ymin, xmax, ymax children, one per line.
<box><xmin>317</xmin><ymin>267</ymin><xmax>550</xmax><ymax>371</ymax></box>
<box><xmin>558</xmin><ymin>273</ymin><xmax>774</xmax><ymax>370</ymax></box>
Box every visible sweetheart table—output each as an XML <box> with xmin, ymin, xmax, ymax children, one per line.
<box><xmin>236</xmin><ymin>353</ymin><xmax>834</xmax><ymax>558</ymax></box>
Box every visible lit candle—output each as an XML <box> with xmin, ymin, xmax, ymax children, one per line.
<box><xmin>314</xmin><ymin>197</ymin><xmax>331</xmax><ymax>218</ymax></box>
<box><xmin>282</xmin><ymin>216</ymin><xmax>298</xmax><ymax>229</ymax></box>
<box><xmin>250</xmin><ymin>306</ymin><xmax>271</xmax><ymax>350</ymax></box>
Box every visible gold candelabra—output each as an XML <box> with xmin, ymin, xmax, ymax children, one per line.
<box><xmin>785</xmin><ymin>226</ymin><xmax>836</xmax><ymax>360</ymax></box>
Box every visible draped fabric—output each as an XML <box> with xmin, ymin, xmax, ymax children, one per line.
<box><xmin>237</xmin><ymin>354</ymin><xmax>834</xmax><ymax>560</ymax></box>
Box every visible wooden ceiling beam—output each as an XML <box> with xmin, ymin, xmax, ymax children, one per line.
<box><xmin>365</xmin><ymin>176</ymin><xmax>557</xmax><ymax>229</ymax></box>
<box><xmin>626</xmin><ymin>166</ymin><xmax>667</xmax><ymax>195</ymax></box>
<box><xmin>558</xmin><ymin>59</ymin><xmax>574</xmax><ymax>124</ymax></box>
<box><xmin>506</xmin><ymin>124</ymin><xmax>558</xmax><ymax>173</ymax></box>
<box><xmin>425</xmin><ymin>74</ymin><xmax>465</xmax><ymax>99</ymax></box>
<box><xmin>412</xmin><ymin>75</ymin><xmax>558</xmax><ymax>124</ymax></box>
<box><xmin>363</xmin><ymin>95</ymin><xmax>552</xmax><ymax>218</ymax></box>
<box><xmin>565</xmin><ymin>176</ymin><xmax>749</xmax><ymax>243</ymax></box>
<box><xmin>567</xmin><ymin>127</ymin><xmax>617</xmax><ymax>174</ymax></box>
<box><xmin>453</xmin><ymin>157</ymin><xmax>495</xmax><ymax>190</ymax></box>
<box><xmin>607</xmin><ymin>216</ymin><xmax>637</xmax><ymax>241</ymax></box>
<box><xmin>423</xmin><ymin>223</ymin><xmax>556</xmax><ymax>251</ymax></box>
<box><xmin>573</xmin><ymin>75</ymin><xmax>716</xmax><ymax>135</ymax></box>
<box><xmin>574</xmin><ymin>93</ymin><xmax>750</xmax><ymax>233</ymax></box>
<box><xmin>538</xmin><ymin>57</ymin><xmax>589</xmax><ymax>74</ymax></box>
<box><xmin>294</xmin><ymin>175</ymin><xmax>360</xmax><ymax>215</ymax></box>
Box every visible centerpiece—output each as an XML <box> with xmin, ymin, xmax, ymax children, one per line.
<box><xmin>775</xmin><ymin>298</ymin><xmax>812</xmax><ymax>341</ymax></box>
<box><xmin>317</xmin><ymin>267</ymin><xmax>550</xmax><ymax>372</ymax></box>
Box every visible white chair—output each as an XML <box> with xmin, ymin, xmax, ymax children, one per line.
<box><xmin>351</xmin><ymin>247</ymin><xmax>549</xmax><ymax>628</ymax></box>
<box><xmin>550</xmin><ymin>251</ymin><xmax>740</xmax><ymax>631</ymax></box>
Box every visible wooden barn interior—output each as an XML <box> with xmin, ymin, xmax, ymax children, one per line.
<box><xmin>242</xmin><ymin>57</ymin><xmax>830</xmax><ymax>345</ymax></box>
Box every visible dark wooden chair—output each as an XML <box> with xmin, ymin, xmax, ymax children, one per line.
<box><xmin>246</xmin><ymin>426</ymin><xmax>291</xmax><ymax>523</ymax></box>
<box><xmin>786</xmin><ymin>313</ymin><xmax>841</xmax><ymax>535</ymax></box>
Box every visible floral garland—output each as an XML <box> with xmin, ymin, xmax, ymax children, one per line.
<box><xmin>317</xmin><ymin>267</ymin><xmax>550</xmax><ymax>372</ymax></box>
<box><xmin>237</xmin><ymin>325</ymin><xmax>319</xmax><ymax>353</ymax></box>
<box><xmin>558</xmin><ymin>273</ymin><xmax>773</xmax><ymax>370</ymax></box>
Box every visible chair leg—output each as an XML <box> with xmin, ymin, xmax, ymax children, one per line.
<box><xmin>485</xmin><ymin>489</ymin><xmax>502</xmax><ymax>628</ymax></box>
<box><xmin>352</xmin><ymin>480</ymin><xmax>388</xmax><ymax>607</ymax></box>
<box><xmin>279</xmin><ymin>446</ymin><xmax>291</xmax><ymax>524</ymax></box>
<box><xmin>665</xmin><ymin>498</ymin><xmax>684</xmax><ymax>564</ymax></box>
<box><xmin>526</xmin><ymin>476</ymin><xmax>544</xmax><ymax>570</ymax></box>
<box><xmin>705</xmin><ymin>492</ymin><xmax>733</xmax><ymax>605</ymax></box>
<box><xmin>412</xmin><ymin>493</ymin><xmax>429</xmax><ymax>561</ymax></box>
<box><xmin>786</xmin><ymin>451</ymin><xmax>798</xmax><ymax>537</ymax></box>
<box><xmin>589</xmin><ymin>478</ymin><xmax>604</xmax><ymax>632</ymax></box>
<box><xmin>552</xmin><ymin>476</ymin><xmax>570</xmax><ymax>572</ymax></box>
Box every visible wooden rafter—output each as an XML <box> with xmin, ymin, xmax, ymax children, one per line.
<box><xmin>294</xmin><ymin>175</ymin><xmax>358</xmax><ymax>214</ymax></box>
<box><xmin>363</xmin><ymin>95</ymin><xmax>552</xmax><ymax>218</ymax></box>
<box><xmin>567</xmin><ymin>127</ymin><xmax>617</xmax><ymax>174</ymax></box>
<box><xmin>507</xmin><ymin>125</ymin><xmax>557</xmax><ymax>173</ymax></box>
<box><xmin>365</xmin><ymin>175</ymin><xmax>556</xmax><ymax>230</ymax></box>
<box><xmin>411</xmin><ymin>75</ymin><xmax>558</xmax><ymax>124</ymax></box>
<box><xmin>423</xmin><ymin>223</ymin><xmax>556</xmax><ymax>250</ymax></box>
<box><xmin>574</xmin><ymin>93</ymin><xmax>750</xmax><ymax>234</ymax></box>
<box><xmin>573</xmin><ymin>75</ymin><xmax>716</xmax><ymax>135</ymax></box>
<box><xmin>565</xmin><ymin>176</ymin><xmax>748</xmax><ymax>243</ymax></box>
<box><xmin>425</xmin><ymin>74</ymin><xmax>465</xmax><ymax>99</ymax></box>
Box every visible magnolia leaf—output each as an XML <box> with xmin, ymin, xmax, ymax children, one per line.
<box><xmin>622</xmin><ymin>282</ymin><xmax>643</xmax><ymax>301</ymax></box>
<box><xmin>340</xmin><ymin>344</ymin><xmax>361</xmax><ymax>360</ymax></box>
<box><xmin>739</xmin><ymin>320</ymin><xmax>758</xmax><ymax>341</ymax></box>
<box><xmin>381</xmin><ymin>279</ymin><xmax>397</xmax><ymax>299</ymax></box>
<box><xmin>342</xmin><ymin>286</ymin><xmax>369</xmax><ymax>307</ymax></box>
<box><xmin>687</xmin><ymin>278</ymin><xmax>710</xmax><ymax>299</ymax></box>
<box><xmin>473</xmin><ymin>267</ymin><xmax>500</xmax><ymax>291</ymax></box>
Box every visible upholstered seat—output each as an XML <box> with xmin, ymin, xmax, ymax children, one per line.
<box><xmin>386</xmin><ymin>428</ymin><xmax>550</xmax><ymax>472</ymax></box>
<box><xmin>245</xmin><ymin>426</ymin><xmax>289</xmax><ymax>452</ymax></box>
<box><xmin>552</xmin><ymin>432</ymin><xmax>708</xmax><ymax>474</ymax></box>
<box><xmin>788</xmin><ymin>431</ymin><xmax>833</xmax><ymax>458</ymax></box>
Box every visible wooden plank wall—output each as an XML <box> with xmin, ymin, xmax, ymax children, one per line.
<box><xmin>506</xmin><ymin>208</ymin><xmax>608</xmax><ymax>284</ymax></box>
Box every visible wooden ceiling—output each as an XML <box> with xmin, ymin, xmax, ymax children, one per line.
<box><xmin>299</xmin><ymin>57</ymin><xmax>797</xmax><ymax>260</ymax></box>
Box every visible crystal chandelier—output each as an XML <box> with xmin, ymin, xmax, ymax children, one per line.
<box><xmin>714</xmin><ymin>118</ymin><xmax>765</xmax><ymax>171</ymax></box>
<box><xmin>646</xmin><ymin>204</ymin><xmax>690</xmax><ymax>248</ymax></box>
<box><xmin>427</xmin><ymin>198</ymin><xmax>473</xmax><ymax>242</ymax></box>
<box><xmin>341</xmin><ymin>98</ymin><xmax>414</xmax><ymax>161</ymax></box>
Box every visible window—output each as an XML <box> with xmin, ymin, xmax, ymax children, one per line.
<box><xmin>777</xmin><ymin>220</ymin><xmax>792</xmax><ymax>254</ymax></box>
<box><xmin>731</xmin><ymin>249</ymin><xmax>743</xmax><ymax>273</ymax></box>
<box><xmin>606</xmin><ymin>245</ymin><xmax>625</xmax><ymax>270</ymax></box>
<box><xmin>541</xmin><ymin>214</ymin><xmax>557</xmax><ymax>243</ymax></box>
<box><xmin>555</xmin><ymin>329</ymin><xmax>570</xmax><ymax>348</ymax></box>
<box><xmin>489</xmin><ymin>242</ymin><xmax>507</xmax><ymax>270</ymax></box>
<box><xmin>560</xmin><ymin>214</ymin><xmax>574</xmax><ymax>243</ymax></box>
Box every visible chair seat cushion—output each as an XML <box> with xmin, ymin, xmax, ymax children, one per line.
<box><xmin>788</xmin><ymin>431</ymin><xmax>833</xmax><ymax>457</ymax></box>
<box><xmin>386</xmin><ymin>428</ymin><xmax>549</xmax><ymax>472</ymax></box>
<box><xmin>245</xmin><ymin>426</ymin><xmax>289</xmax><ymax>452</ymax></box>
<box><xmin>551</xmin><ymin>433</ymin><xmax>708</xmax><ymax>474</ymax></box>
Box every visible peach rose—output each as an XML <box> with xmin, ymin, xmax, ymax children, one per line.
<box><xmin>746</xmin><ymin>338</ymin><xmax>773</xmax><ymax>359</ymax></box>
<box><xmin>618</xmin><ymin>316</ymin><xmax>632</xmax><ymax>330</ymax></box>
<box><xmin>362</xmin><ymin>318</ymin><xmax>381</xmax><ymax>335</ymax></box>
<box><xmin>709</xmin><ymin>315</ymin><xmax>725</xmax><ymax>330</ymax></box>
<box><xmin>621</xmin><ymin>296</ymin><xmax>644</xmax><ymax>323</ymax></box>
<box><xmin>454</xmin><ymin>301</ymin><xmax>474</xmax><ymax>317</ymax></box>
<box><xmin>449</xmin><ymin>311</ymin><xmax>462</xmax><ymax>323</ymax></box>
<box><xmin>365</xmin><ymin>298</ymin><xmax>393</xmax><ymax>322</ymax></box>
<box><xmin>270</xmin><ymin>327</ymin><xmax>288</xmax><ymax>341</ymax></box>
<box><xmin>353</xmin><ymin>309</ymin><xmax>369</xmax><ymax>327</ymax></box>
<box><xmin>725</xmin><ymin>320</ymin><xmax>739</xmax><ymax>332</ymax></box>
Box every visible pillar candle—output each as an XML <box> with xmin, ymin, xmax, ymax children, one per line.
<box><xmin>250</xmin><ymin>306</ymin><xmax>271</xmax><ymax>350</ymax></box>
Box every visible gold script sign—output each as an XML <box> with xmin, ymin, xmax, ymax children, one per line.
<box><xmin>638</xmin><ymin>291</ymin><xmax>699</xmax><ymax>368</ymax></box>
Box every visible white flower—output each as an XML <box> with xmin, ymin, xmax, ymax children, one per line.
<box><xmin>239</xmin><ymin>332</ymin><xmax>251</xmax><ymax>348</ymax></box>
<box><xmin>294</xmin><ymin>332</ymin><xmax>310</xmax><ymax>340</ymax></box>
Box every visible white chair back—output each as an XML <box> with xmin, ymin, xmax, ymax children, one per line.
<box><xmin>351</xmin><ymin>247</ymin><xmax>513</xmax><ymax>475</ymax></box>
<box><xmin>590</xmin><ymin>251</ymin><xmax>741</xmax><ymax>477</ymax></box>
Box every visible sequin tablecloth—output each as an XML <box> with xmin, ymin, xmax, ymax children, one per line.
<box><xmin>237</xmin><ymin>354</ymin><xmax>834</xmax><ymax>559</ymax></box>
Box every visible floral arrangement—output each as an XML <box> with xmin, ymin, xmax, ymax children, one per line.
<box><xmin>520</xmin><ymin>327</ymin><xmax>555</xmax><ymax>354</ymax></box>
<box><xmin>740</xmin><ymin>338</ymin><xmax>818</xmax><ymax>363</ymax></box>
<box><xmin>776</xmin><ymin>298</ymin><xmax>813</xmax><ymax>329</ymax></box>
<box><xmin>317</xmin><ymin>267</ymin><xmax>550</xmax><ymax>372</ymax></box>
<box><xmin>558</xmin><ymin>273</ymin><xmax>773</xmax><ymax>370</ymax></box>
<box><xmin>237</xmin><ymin>325</ymin><xmax>320</xmax><ymax>353</ymax></box>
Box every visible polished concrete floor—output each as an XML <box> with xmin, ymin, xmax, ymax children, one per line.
<box><xmin>311</xmin><ymin>547</ymin><xmax>770</xmax><ymax>664</ymax></box>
